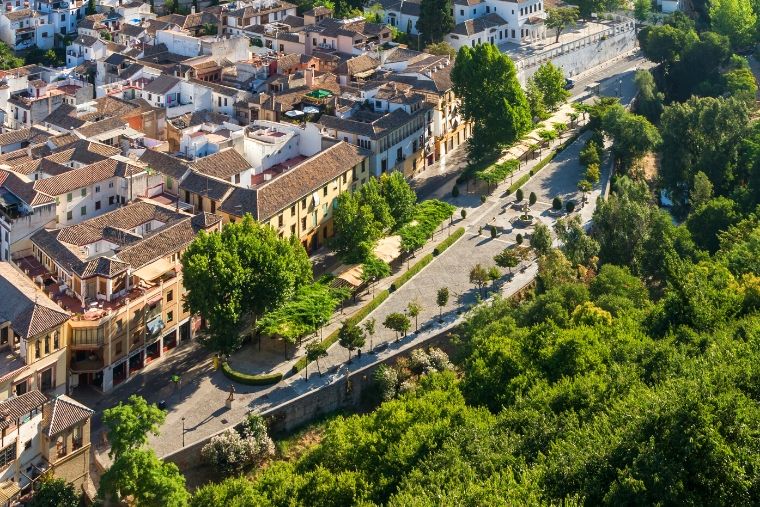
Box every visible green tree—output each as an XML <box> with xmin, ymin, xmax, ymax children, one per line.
<box><xmin>494</xmin><ymin>247</ymin><xmax>519</xmax><ymax>273</ymax></box>
<box><xmin>601</xmin><ymin>106</ymin><xmax>661</xmax><ymax>170</ymax></box>
<box><xmin>634</xmin><ymin>69</ymin><xmax>664</xmax><ymax>122</ymax></box>
<box><xmin>99</xmin><ymin>448</ymin><xmax>189</xmax><ymax>507</ymax></box>
<box><xmin>305</xmin><ymin>341</ymin><xmax>328</xmax><ymax>379</ymax></box>
<box><xmin>451</xmin><ymin>43</ymin><xmax>532</xmax><ymax>161</ymax></box>
<box><xmin>424</xmin><ymin>41</ymin><xmax>457</xmax><ymax>57</ymax></box>
<box><xmin>86</xmin><ymin>0</ymin><xmax>96</xmax><ymax>14</ymax></box>
<box><xmin>182</xmin><ymin>217</ymin><xmax>312</xmax><ymax>354</ymax></box>
<box><xmin>191</xmin><ymin>477</ymin><xmax>264</xmax><ymax>507</ymax></box>
<box><xmin>338</xmin><ymin>321</ymin><xmax>365</xmax><ymax>362</ymax></box>
<box><xmin>332</xmin><ymin>191</ymin><xmax>383</xmax><ymax>262</ymax></box>
<box><xmin>103</xmin><ymin>395</ymin><xmax>165</xmax><ymax>459</ymax></box>
<box><xmin>580</xmin><ymin>139</ymin><xmax>602</xmax><ymax>167</ymax></box>
<box><xmin>416</xmin><ymin>0</ymin><xmax>454</xmax><ymax>43</ymax></box>
<box><xmin>724</xmin><ymin>61</ymin><xmax>757</xmax><ymax>103</ymax></box>
<box><xmin>361</xmin><ymin>255</ymin><xmax>391</xmax><ymax>292</ymax></box>
<box><xmin>383</xmin><ymin>312</ymin><xmax>410</xmax><ymax>341</ymax></box>
<box><xmin>30</xmin><ymin>477</ymin><xmax>80</xmax><ymax>507</ymax></box>
<box><xmin>530</xmin><ymin>62</ymin><xmax>570</xmax><ymax>111</ymax></box>
<box><xmin>709</xmin><ymin>0</ymin><xmax>757</xmax><ymax>48</ymax></box>
<box><xmin>686</xmin><ymin>197</ymin><xmax>740</xmax><ymax>253</ymax></box>
<box><xmin>530</xmin><ymin>222</ymin><xmax>553</xmax><ymax>256</ymax></box>
<box><xmin>363</xmin><ymin>317</ymin><xmax>377</xmax><ymax>351</ymax></box>
<box><xmin>690</xmin><ymin>171</ymin><xmax>714</xmax><ymax>210</ymax></box>
<box><xmin>469</xmin><ymin>263</ymin><xmax>490</xmax><ymax>298</ymax></box>
<box><xmin>584</xmin><ymin>163</ymin><xmax>601</xmax><ymax>186</ymax></box>
<box><xmin>546</xmin><ymin>6</ymin><xmax>580</xmax><ymax>43</ymax></box>
<box><xmin>555</xmin><ymin>215</ymin><xmax>600</xmax><ymax>267</ymax></box>
<box><xmin>529</xmin><ymin>191</ymin><xmax>538</xmax><ymax>206</ymax></box>
<box><xmin>360</xmin><ymin>177</ymin><xmax>395</xmax><ymax>231</ymax></box>
<box><xmin>407</xmin><ymin>299</ymin><xmax>422</xmax><ymax>332</ymax></box>
<box><xmin>526</xmin><ymin>81</ymin><xmax>548</xmax><ymax>121</ymax></box>
<box><xmin>634</xmin><ymin>0</ymin><xmax>651</xmax><ymax>27</ymax></box>
<box><xmin>536</xmin><ymin>249</ymin><xmax>576</xmax><ymax>292</ymax></box>
<box><xmin>380</xmin><ymin>171</ymin><xmax>417</xmax><ymax>227</ymax></box>
<box><xmin>436</xmin><ymin>287</ymin><xmax>449</xmax><ymax>319</ymax></box>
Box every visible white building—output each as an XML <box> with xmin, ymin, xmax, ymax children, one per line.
<box><xmin>34</xmin><ymin>0</ymin><xmax>87</xmax><ymax>37</ymax></box>
<box><xmin>241</xmin><ymin>120</ymin><xmax>323</xmax><ymax>175</ymax></box>
<box><xmin>0</xmin><ymin>9</ymin><xmax>54</xmax><ymax>51</ymax></box>
<box><xmin>66</xmin><ymin>34</ymin><xmax>107</xmax><ymax>68</ymax></box>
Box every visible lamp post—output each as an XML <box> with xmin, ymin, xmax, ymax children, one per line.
<box><xmin>181</xmin><ymin>417</ymin><xmax>186</xmax><ymax>447</ymax></box>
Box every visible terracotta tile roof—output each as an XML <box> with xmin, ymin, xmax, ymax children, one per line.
<box><xmin>450</xmin><ymin>13</ymin><xmax>507</xmax><ymax>36</ymax></box>
<box><xmin>33</xmin><ymin>158</ymin><xmax>120</xmax><ymax>197</ymax></box>
<box><xmin>219</xmin><ymin>186</ymin><xmax>257</xmax><ymax>218</ymax></box>
<box><xmin>4</xmin><ymin>9</ymin><xmax>36</xmax><ymax>21</ymax></box>
<box><xmin>42</xmin><ymin>395</ymin><xmax>93</xmax><ymax>437</ymax></box>
<box><xmin>190</xmin><ymin>149</ymin><xmax>250</xmax><ymax>180</ymax></box>
<box><xmin>179</xmin><ymin>171</ymin><xmax>235</xmax><ymax>201</ymax></box>
<box><xmin>80</xmin><ymin>257</ymin><xmax>130</xmax><ymax>277</ymax></box>
<box><xmin>0</xmin><ymin>390</ymin><xmax>48</xmax><ymax>429</ymax></box>
<box><xmin>0</xmin><ymin>127</ymin><xmax>49</xmax><ymax>147</ymax></box>
<box><xmin>189</xmin><ymin>78</ymin><xmax>240</xmax><ymax>97</ymax></box>
<box><xmin>0</xmin><ymin>262</ymin><xmax>69</xmax><ymax>340</ymax></box>
<box><xmin>255</xmin><ymin>141</ymin><xmax>368</xmax><ymax>220</ymax></box>
<box><xmin>13</xmin><ymin>157</ymin><xmax>71</xmax><ymax>177</ymax></box>
<box><xmin>0</xmin><ymin>169</ymin><xmax>49</xmax><ymax>206</ymax></box>
<box><xmin>139</xmin><ymin>149</ymin><xmax>190</xmax><ymax>180</ymax></box>
<box><xmin>0</xmin><ymin>150</ymin><xmax>31</xmax><ymax>166</ymax></box>
<box><xmin>47</xmin><ymin>133</ymin><xmax>80</xmax><ymax>148</ymax></box>
<box><xmin>336</xmin><ymin>54</ymin><xmax>379</xmax><ymax>76</ymax></box>
<box><xmin>42</xmin><ymin>104</ymin><xmax>87</xmax><ymax>130</ymax></box>
<box><xmin>143</xmin><ymin>74</ymin><xmax>181</xmax><ymax>95</ymax></box>
<box><xmin>47</xmin><ymin>140</ymin><xmax>119</xmax><ymax>166</ymax></box>
<box><xmin>119</xmin><ymin>22</ymin><xmax>145</xmax><ymax>38</ymax></box>
<box><xmin>75</xmin><ymin>117</ymin><xmax>128</xmax><ymax>138</ymax></box>
<box><xmin>304</xmin><ymin>5</ymin><xmax>331</xmax><ymax>16</ymax></box>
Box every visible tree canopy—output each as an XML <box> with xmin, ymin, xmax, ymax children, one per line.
<box><xmin>416</xmin><ymin>0</ymin><xmax>454</xmax><ymax>43</ymax></box>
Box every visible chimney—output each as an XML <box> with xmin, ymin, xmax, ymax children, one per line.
<box><xmin>191</xmin><ymin>5</ymin><xmax>195</xmax><ymax>13</ymax></box>
<box><xmin>305</xmin><ymin>68</ymin><xmax>314</xmax><ymax>88</ymax></box>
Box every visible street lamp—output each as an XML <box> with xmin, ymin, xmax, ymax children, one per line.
<box><xmin>181</xmin><ymin>417</ymin><xmax>186</xmax><ymax>447</ymax></box>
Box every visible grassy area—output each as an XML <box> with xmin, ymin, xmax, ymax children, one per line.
<box><xmin>221</xmin><ymin>362</ymin><xmax>283</xmax><ymax>385</ymax></box>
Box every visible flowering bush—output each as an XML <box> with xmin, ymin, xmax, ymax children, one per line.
<box><xmin>374</xmin><ymin>364</ymin><xmax>399</xmax><ymax>401</ymax></box>
<box><xmin>201</xmin><ymin>415</ymin><xmax>274</xmax><ymax>474</ymax></box>
<box><xmin>427</xmin><ymin>348</ymin><xmax>454</xmax><ymax>372</ymax></box>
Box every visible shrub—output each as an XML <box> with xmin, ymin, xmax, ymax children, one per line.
<box><xmin>433</xmin><ymin>227</ymin><xmax>465</xmax><ymax>256</ymax></box>
<box><xmin>221</xmin><ymin>363</ymin><xmax>282</xmax><ymax>386</ymax></box>
<box><xmin>516</xmin><ymin>188</ymin><xmax>524</xmax><ymax>202</ymax></box>
<box><xmin>480</xmin><ymin>195</ymin><xmax>487</xmax><ymax>203</ymax></box>
<box><xmin>428</xmin><ymin>347</ymin><xmax>454</xmax><ymax>371</ymax></box>
<box><xmin>490</xmin><ymin>226</ymin><xmax>497</xmax><ymax>238</ymax></box>
<box><xmin>452</xmin><ymin>185</ymin><xmax>460</xmax><ymax>197</ymax></box>
<box><xmin>529</xmin><ymin>192</ymin><xmax>537</xmax><ymax>206</ymax></box>
<box><xmin>516</xmin><ymin>233</ymin><xmax>523</xmax><ymax>245</ymax></box>
<box><xmin>201</xmin><ymin>424</ymin><xmax>274</xmax><ymax>474</ymax></box>
<box><xmin>390</xmin><ymin>254</ymin><xmax>434</xmax><ymax>292</ymax></box>
<box><xmin>461</xmin><ymin>209</ymin><xmax>467</xmax><ymax>220</ymax></box>
<box><xmin>373</xmin><ymin>364</ymin><xmax>399</xmax><ymax>401</ymax></box>
<box><xmin>552</xmin><ymin>196</ymin><xmax>562</xmax><ymax>210</ymax></box>
<box><xmin>566</xmin><ymin>200</ymin><xmax>576</xmax><ymax>213</ymax></box>
<box><xmin>409</xmin><ymin>348</ymin><xmax>434</xmax><ymax>374</ymax></box>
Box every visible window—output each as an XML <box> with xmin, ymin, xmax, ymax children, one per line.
<box><xmin>115</xmin><ymin>340</ymin><xmax>122</xmax><ymax>355</ymax></box>
<box><xmin>234</xmin><ymin>173</ymin><xmax>240</xmax><ymax>184</ymax></box>
<box><xmin>323</xmin><ymin>186</ymin><xmax>327</xmax><ymax>196</ymax></box>
<box><xmin>278</xmin><ymin>214</ymin><xmax>284</xmax><ymax>227</ymax></box>
<box><xmin>109</xmin><ymin>196</ymin><xmax>114</xmax><ymax>205</ymax></box>
<box><xmin>460</xmin><ymin>9</ymin><xmax>463</xmax><ymax>15</ymax></box>
<box><xmin>166</xmin><ymin>310</ymin><xmax>173</xmax><ymax>323</ymax></box>
<box><xmin>53</xmin><ymin>331</ymin><xmax>59</xmax><ymax>349</ymax></box>
<box><xmin>323</xmin><ymin>203</ymin><xmax>328</xmax><ymax>217</ymax></box>
<box><xmin>109</xmin><ymin>181</ymin><xmax>114</xmax><ymax>188</ymax></box>
<box><xmin>167</xmin><ymin>290</ymin><xmax>173</xmax><ymax>302</ymax></box>
<box><xmin>95</xmin><ymin>185</ymin><xmax>100</xmax><ymax>193</ymax></box>
<box><xmin>290</xmin><ymin>205</ymin><xmax>296</xmax><ymax>216</ymax></box>
<box><xmin>80</xmin><ymin>206</ymin><xmax>86</xmax><ymax>216</ymax></box>
<box><xmin>95</xmin><ymin>200</ymin><xmax>101</xmax><ymax>210</ymax></box>
<box><xmin>14</xmin><ymin>379</ymin><xmax>27</xmax><ymax>396</ymax></box>
<box><xmin>35</xmin><ymin>340</ymin><xmax>40</xmax><ymax>359</ymax></box>
<box><xmin>1</xmin><ymin>327</ymin><xmax>7</xmax><ymax>345</ymax></box>
<box><xmin>0</xmin><ymin>444</ymin><xmax>15</xmax><ymax>468</ymax></box>
<box><xmin>81</xmin><ymin>188</ymin><xmax>86</xmax><ymax>197</ymax></box>
<box><xmin>44</xmin><ymin>336</ymin><xmax>50</xmax><ymax>354</ymax></box>
<box><xmin>66</xmin><ymin>192</ymin><xmax>72</xmax><ymax>202</ymax></box>
<box><xmin>301</xmin><ymin>198</ymin><xmax>306</xmax><ymax>209</ymax></box>
<box><xmin>39</xmin><ymin>366</ymin><xmax>53</xmax><ymax>392</ymax></box>
<box><xmin>301</xmin><ymin>217</ymin><xmax>306</xmax><ymax>231</ymax></box>
<box><xmin>66</xmin><ymin>211</ymin><xmax>72</xmax><ymax>220</ymax></box>
<box><xmin>72</xmin><ymin>425</ymin><xmax>83</xmax><ymax>450</ymax></box>
<box><xmin>290</xmin><ymin>224</ymin><xmax>296</xmax><ymax>236</ymax></box>
<box><xmin>342</xmin><ymin>173</ymin><xmax>347</xmax><ymax>183</ymax></box>
<box><xmin>72</xmin><ymin>327</ymin><xmax>104</xmax><ymax>346</ymax></box>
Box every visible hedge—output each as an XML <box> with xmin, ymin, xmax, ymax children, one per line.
<box><xmin>433</xmin><ymin>227</ymin><xmax>465</xmax><ymax>256</ymax></box>
<box><xmin>221</xmin><ymin>362</ymin><xmax>283</xmax><ymax>385</ymax></box>
<box><xmin>292</xmin><ymin>289</ymin><xmax>390</xmax><ymax>372</ymax></box>
<box><xmin>390</xmin><ymin>253</ymin><xmax>434</xmax><ymax>292</ymax></box>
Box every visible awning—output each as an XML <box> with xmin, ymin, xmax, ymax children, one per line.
<box><xmin>132</xmin><ymin>258</ymin><xmax>173</xmax><ymax>282</ymax></box>
<box><xmin>374</xmin><ymin>235</ymin><xmax>401</xmax><ymax>264</ymax></box>
<box><xmin>0</xmin><ymin>480</ymin><xmax>20</xmax><ymax>503</ymax></box>
<box><xmin>331</xmin><ymin>263</ymin><xmax>363</xmax><ymax>288</ymax></box>
<box><xmin>313</xmin><ymin>191</ymin><xmax>320</xmax><ymax>206</ymax></box>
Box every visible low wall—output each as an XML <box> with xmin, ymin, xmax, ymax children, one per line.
<box><xmin>516</xmin><ymin>19</ymin><xmax>637</xmax><ymax>85</ymax></box>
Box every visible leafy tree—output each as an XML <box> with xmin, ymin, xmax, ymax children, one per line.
<box><xmin>380</xmin><ymin>172</ymin><xmax>417</xmax><ymax>227</ymax></box>
<box><xmin>383</xmin><ymin>312</ymin><xmax>410</xmax><ymax>341</ymax></box>
<box><xmin>407</xmin><ymin>299</ymin><xmax>422</xmax><ymax>332</ymax></box>
<box><xmin>516</xmin><ymin>188</ymin><xmax>524</xmax><ymax>202</ymax></box>
<box><xmin>529</xmin><ymin>191</ymin><xmax>537</xmax><ymax>206</ymax></box>
<box><xmin>338</xmin><ymin>321</ymin><xmax>365</xmax><ymax>362</ymax></box>
<box><xmin>555</xmin><ymin>215</ymin><xmax>600</xmax><ymax>267</ymax></box>
<box><xmin>332</xmin><ymin>191</ymin><xmax>383</xmax><ymax>262</ymax></box>
<box><xmin>690</xmin><ymin>171</ymin><xmax>714</xmax><ymax>210</ymax></box>
<box><xmin>361</xmin><ymin>255</ymin><xmax>391</xmax><ymax>292</ymax></box>
<box><xmin>571</xmin><ymin>300</ymin><xmax>613</xmax><ymax>326</ymax></box>
<box><xmin>634</xmin><ymin>69</ymin><xmax>664</xmax><ymax>122</ymax></box>
<box><xmin>469</xmin><ymin>264</ymin><xmax>490</xmax><ymax>298</ymax></box>
<box><xmin>103</xmin><ymin>395</ymin><xmax>165</xmax><ymax>459</ymax></box>
<box><xmin>552</xmin><ymin>196</ymin><xmax>563</xmax><ymax>210</ymax></box>
<box><xmin>436</xmin><ymin>287</ymin><xmax>449</xmax><ymax>319</ymax></box>
<box><xmin>530</xmin><ymin>62</ymin><xmax>570</xmax><ymax>111</ymax></box>
<box><xmin>201</xmin><ymin>423</ymin><xmax>274</xmax><ymax>475</ymax></box>
<box><xmin>526</xmin><ymin>81</ymin><xmax>549</xmax><ymax>122</ymax></box>
<box><xmin>638</xmin><ymin>23</ymin><xmax>699</xmax><ymax>65</ymax></box>
<box><xmin>724</xmin><ymin>64</ymin><xmax>758</xmax><ymax>103</ymax></box>
<box><xmin>191</xmin><ymin>477</ymin><xmax>265</xmax><ymax>507</ymax></box>
<box><xmin>536</xmin><ymin>249</ymin><xmax>576</xmax><ymax>292</ymax></box>
<box><xmin>601</xmin><ymin>105</ymin><xmax>661</xmax><ymax>170</ymax></box>
<box><xmin>416</xmin><ymin>0</ymin><xmax>454</xmax><ymax>43</ymax></box>
<box><xmin>709</xmin><ymin>0</ymin><xmax>757</xmax><ymax>48</ymax></box>
<box><xmin>86</xmin><ymin>0</ymin><xmax>96</xmax><ymax>14</ymax></box>
<box><xmin>584</xmin><ymin>163</ymin><xmax>600</xmax><ymax>186</ymax></box>
<box><xmin>589</xmin><ymin>264</ymin><xmax>649</xmax><ymax>314</ymax></box>
<box><xmin>546</xmin><ymin>6</ymin><xmax>580</xmax><ymax>43</ymax></box>
<box><xmin>579</xmin><ymin>139</ymin><xmax>602</xmax><ymax>167</ymax></box>
<box><xmin>360</xmin><ymin>177</ymin><xmax>395</xmax><ymax>231</ymax></box>
<box><xmin>633</xmin><ymin>0</ymin><xmax>651</xmax><ymax>27</ymax></box>
<box><xmin>99</xmin><ymin>448</ymin><xmax>189</xmax><ymax>507</ymax></box>
<box><xmin>659</xmin><ymin>97</ymin><xmax>748</xmax><ymax>209</ymax></box>
<box><xmin>30</xmin><ymin>477</ymin><xmax>80</xmax><ymax>507</ymax></box>
<box><xmin>182</xmin><ymin>216</ymin><xmax>312</xmax><ymax>354</ymax></box>
<box><xmin>686</xmin><ymin>197</ymin><xmax>740</xmax><ymax>253</ymax></box>
<box><xmin>363</xmin><ymin>318</ymin><xmax>377</xmax><ymax>351</ymax></box>
<box><xmin>425</xmin><ymin>41</ymin><xmax>457</xmax><ymax>57</ymax></box>
<box><xmin>530</xmin><ymin>222</ymin><xmax>553</xmax><ymax>256</ymax></box>
<box><xmin>452</xmin><ymin>43</ymin><xmax>532</xmax><ymax>162</ymax></box>
<box><xmin>305</xmin><ymin>341</ymin><xmax>328</xmax><ymax>379</ymax></box>
<box><xmin>494</xmin><ymin>248</ymin><xmax>519</xmax><ymax>273</ymax></box>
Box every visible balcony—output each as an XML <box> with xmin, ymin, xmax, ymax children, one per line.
<box><xmin>165</xmin><ymin>102</ymin><xmax>194</xmax><ymax>119</ymax></box>
<box><xmin>70</xmin><ymin>353</ymin><xmax>104</xmax><ymax>373</ymax></box>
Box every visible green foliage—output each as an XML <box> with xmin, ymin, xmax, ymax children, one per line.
<box><xmin>332</xmin><ymin>191</ymin><xmax>383</xmax><ymax>262</ymax></box>
<box><xmin>30</xmin><ymin>477</ymin><xmax>80</xmax><ymax>507</ymax></box>
<box><xmin>516</xmin><ymin>188</ymin><xmax>524</xmax><ymax>202</ymax></box>
<box><xmin>182</xmin><ymin>216</ymin><xmax>312</xmax><ymax>354</ymax></box>
<box><xmin>634</xmin><ymin>69</ymin><xmax>664</xmax><ymax>122</ymax></box>
<box><xmin>469</xmin><ymin>263</ymin><xmax>490</xmax><ymax>297</ymax></box>
<box><xmin>221</xmin><ymin>362</ymin><xmax>283</xmax><ymax>385</ymax></box>
<box><xmin>555</xmin><ymin>215</ymin><xmax>600</xmax><ymax>267</ymax></box>
<box><xmin>381</xmin><ymin>171</ymin><xmax>417</xmax><ymax>227</ymax></box>
<box><xmin>361</xmin><ymin>254</ymin><xmax>391</xmax><ymax>285</ymax></box>
<box><xmin>709</xmin><ymin>0</ymin><xmax>757</xmax><ymax>48</ymax></box>
<box><xmin>529</xmin><ymin>191</ymin><xmax>537</xmax><ymax>206</ymax></box>
<box><xmin>530</xmin><ymin>62</ymin><xmax>570</xmax><ymax>110</ymax></box>
<box><xmin>436</xmin><ymin>287</ymin><xmax>450</xmax><ymax>313</ymax></box>
<box><xmin>293</xmin><ymin>290</ymin><xmax>390</xmax><ymax>372</ymax></box>
<box><xmin>579</xmin><ymin>139</ymin><xmax>601</xmax><ymax>167</ymax></box>
<box><xmin>546</xmin><ymin>6</ymin><xmax>580</xmax><ymax>43</ymax></box>
<box><xmin>390</xmin><ymin>253</ymin><xmax>434</xmax><ymax>291</ymax></box>
<box><xmin>433</xmin><ymin>226</ymin><xmax>465</xmax><ymax>255</ymax></box>
<box><xmin>424</xmin><ymin>41</ymin><xmax>457</xmax><ymax>57</ymax></box>
<box><xmin>99</xmin><ymin>448</ymin><xmax>189</xmax><ymax>507</ymax></box>
<box><xmin>686</xmin><ymin>196</ymin><xmax>740</xmax><ymax>253</ymax></box>
<box><xmin>530</xmin><ymin>222</ymin><xmax>553</xmax><ymax>256</ymax></box>
<box><xmin>397</xmin><ymin>199</ymin><xmax>455</xmax><ymax>253</ymax></box>
<box><xmin>338</xmin><ymin>320</ymin><xmax>365</xmax><ymax>361</ymax></box>
<box><xmin>86</xmin><ymin>0</ymin><xmax>96</xmax><ymax>14</ymax></box>
<box><xmin>452</xmin><ymin>43</ymin><xmax>532</xmax><ymax>162</ymax></box>
<box><xmin>383</xmin><ymin>312</ymin><xmax>411</xmax><ymax>340</ymax></box>
<box><xmin>723</xmin><ymin>58</ymin><xmax>757</xmax><ymax>103</ymax></box>
<box><xmin>633</xmin><ymin>0</ymin><xmax>651</xmax><ymax>23</ymax></box>
<box><xmin>526</xmin><ymin>81</ymin><xmax>549</xmax><ymax>122</ymax></box>
<box><xmin>416</xmin><ymin>0</ymin><xmax>454</xmax><ymax>43</ymax></box>
<box><xmin>474</xmin><ymin>159</ymin><xmax>519</xmax><ymax>187</ymax></box>
<box><xmin>191</xmin><ymin>477</ymin><xmax>266</xmax><ymax>506</ymax></box>
<box><xmin>103</xmin><ymin>395</ymin><xmax>165</xmax><ymax>459</ymax></box>
<box><xmin>360</xmin><ymin>176</ymin><xmax>395</xmax><ymax>231</ymax></box>
<box><xmin>600</xmin><ymin>104</ymin><xmax>661</xmax><ymax>170</ymax></box>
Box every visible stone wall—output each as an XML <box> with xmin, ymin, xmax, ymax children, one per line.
<box><xmin>516</xmin><ymin>18</ymin><xmax>637</xmax><ymax>86</ymax></box>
